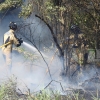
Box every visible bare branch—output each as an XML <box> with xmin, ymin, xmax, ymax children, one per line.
<box><xmin>35</xmin><ymin>14</ymin><xmax>64</xmax><ymax>57</ymax></box>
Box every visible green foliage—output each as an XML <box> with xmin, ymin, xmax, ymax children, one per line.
<box><xmin>14</xmin><ymin>47</ymin><xmax>39</xmax><ymax>61</ymax></box>
<box><xmin>0</xmin><ymin>85</ymin><xmax>5</xmax><ymax>99</ymax></box>
<box><xmin>45</xmin><ymin>1</ymin><xmax>66</xmax><ymax>21</ymax></box>
<box><xmin>19</xmin><ymin>3</ymin><xmax>33</xmax><ymax>19</ymax></box>
<box><xmin>0</xmin><ymin>0</ymin><xmax>100</xmax><ymax>49</ymax></box>
<box><xmin>36</xmin><ymin>90</ymin><xmax>51</xmax><ymax>100</ymax></box>
<box><xmin>0</xmin><ymin>0</ymin><xmax>22</xmax><ymax>12</ymax></box>
<box><xmin>0</xmin><ymin>79</ymin><xmax>100</xmax><ymax>100</ymax></box>
<box><xmin>0</xmin><ymin>76</ymin><xmax>19</xmax><ymax>100</ymax></box>
<box><xmin>37</xmin><ymin>1</ymin><xmax>65</xmax><ymax>22</ymax></box>
<box><xmin>91</xmin><ymin>90</ymin><xmax>100</xmax><ymax>100</ymax></box>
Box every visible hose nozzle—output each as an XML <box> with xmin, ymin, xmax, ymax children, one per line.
<box><xmin>18</xmin><ymin>38</ymin><xmax>23</xmax><ymax>43</ymax></box>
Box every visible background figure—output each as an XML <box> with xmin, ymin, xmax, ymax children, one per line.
<box><xmin>2</xmin><ymin>22</ymin><xmax>23</xmax><ymax>71</ymax></box>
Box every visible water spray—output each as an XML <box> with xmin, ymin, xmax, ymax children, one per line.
<box><xmin>22</xmin><ymin>41</ymin><xmax>47</xmax><ymax>58</ymax></box>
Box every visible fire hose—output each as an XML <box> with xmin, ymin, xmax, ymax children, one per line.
<box><xmin>0</xmin><ymin>38</ymin><xmax>23</xmax><ymax>48</ymax></box>
<box><xmin>0</xmin><ymin>42</ymin><xmax>11</xmax><ymax>48</ymax></box>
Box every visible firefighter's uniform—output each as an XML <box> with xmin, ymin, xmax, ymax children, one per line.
<box><xmin>2</xmin><ymin>29</ymin><xmax>20</xmax><ymax>70</ymax></box>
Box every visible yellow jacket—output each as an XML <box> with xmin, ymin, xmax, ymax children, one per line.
<box><xmin>2</xmin><ymin>29</ymin><xmax>20</xmax><ymax>54</ymax></box>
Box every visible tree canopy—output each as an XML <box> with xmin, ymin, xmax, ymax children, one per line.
<box><xmin>0</xmin><ymin>0</ymin><xmax>100</xmax><ymax>74</ymax></box>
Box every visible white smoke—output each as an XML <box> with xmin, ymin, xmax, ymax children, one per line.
<box><xmin>0</xmin><ymin>5</ymin><xmax>99</xmax><ymax>95</ymax></box>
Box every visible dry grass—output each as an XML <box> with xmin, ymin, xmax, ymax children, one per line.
<box><xmin>0</xmin><ymin>76</ymin><xmax>100</xmax><ymax>100</ymax></box>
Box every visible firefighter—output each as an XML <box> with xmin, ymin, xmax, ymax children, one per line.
<box><xmin>2</xmin><ymin>22</ymin><xmax>23</xmax><ymax>71</ymax></box>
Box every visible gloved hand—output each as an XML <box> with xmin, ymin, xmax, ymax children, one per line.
<box><xmin>18</xmin><ymin>38</ymin><xmax>23</xmax><ymax>44</ymax></box>
<box><xmin>16</xmin><ymin>38</ymin><xmax>23</xmax><ymax>47</ymax></box>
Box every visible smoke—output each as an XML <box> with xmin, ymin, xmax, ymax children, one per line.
<box><xmin>0</xmin><ymin>4</ymin><xmax>99</xmax><ymax>95</ymax></box>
